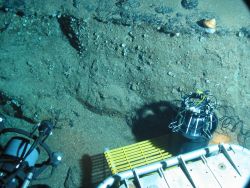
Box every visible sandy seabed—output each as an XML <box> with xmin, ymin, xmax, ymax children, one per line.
<box><xmin>0</xmin><ymin>0</ymin><xmax>250</xmax><ymax>187</ymax></box>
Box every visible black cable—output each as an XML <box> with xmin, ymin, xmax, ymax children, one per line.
<box><xmin>215</xmin><ymin>105</ymin><xmax>250</xmax><ymax>148</ymax></box>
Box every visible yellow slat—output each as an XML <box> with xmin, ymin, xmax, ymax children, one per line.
<box><xmin>113</xmin><ymin>154</ymin><xmax>172</xmax><ymax>173</ymax></box>
<box><xmin>105</xmin><ymin>135</ymin><xmax>172</xmax><ymax>174</ymax></box>
<box><xmin>107</xmin><ymin>149</ymin><xmax>169</xmax><ymax>162</ymax></box>
<box><xmin>109</xmin><ymin>151</ymin><xmax>169</xmax><ymax>164</ymax></box>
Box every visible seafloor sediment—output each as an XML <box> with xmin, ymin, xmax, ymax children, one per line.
<box><xmin>0</xmin><ymin>0</ymin><xmax>249</xmax><ymax>187</ymax></box>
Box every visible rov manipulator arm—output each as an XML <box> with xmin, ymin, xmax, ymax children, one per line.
<box><xmin>0</xmin><ymin>118</ymin><xmax>62</xmax><ymax>188</ymax></box>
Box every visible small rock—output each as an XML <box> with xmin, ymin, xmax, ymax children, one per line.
<box><xmin>181</xmin><ymin>0</ymin><xmax>198</xmax><ymax>10</ymax></box>
<box><xmin>146</xmin><ymin>60</ymin><xmax>153</xmax><ymax>65</ymax></box>
<box><xmin>167</xmin><ymin>71</ymin><xmax>175</xmax><ymax>77</ymax></box>
<box><xmin>177</xmin><ymin>87</ymin><xmax>183</xmax><ymax>92</ymax></box>
<box><xmin>131</xmin><ymin>83</ymin><xmax>138</xmax><ymax>91</ymax></box>
<box><xmin>175</xmin><ymin>32</ymin><xmax>180</xmax><ymax>37</ymax></box>
<box><xmin>121</xmin><ymin>43</ymin><xmax>126</xmax><ymax>48</ymax></box>
<box><xmin>154</xmin><ymin>6</ymin><xmax>173</xmax><ymax>14</ymax></box>
<box><xmin>199</xmin><ymin>36</ymin><xmax>205</xmax><ymax>42</ymax></box>
<box><xmin>122</xmin><ymin>48</ymin><xmax>128</xmax><ymax>56</ymax></box>
<box><xmin>205</xmin><ymin>79</ymin><xmax>210</xmax><ymax>84</ymax></box>
<box><xmin>135</xmin><ymin>45</ymin><xmax>142</xmax><ymax>50</ymax></box>
<box><xmin>128</xmin><ymin>31</ymin><xmax>134</xmax><ymax>37</ymax></box>
<box><xmin>52</xmin><ymin>13</ymin><xmax>57</xmax><ymax>17</ymax></box>
<box><xmin>236</xmin><ymin>31</ymin><xmax>244</xmax><ymax>38</ymax></box>
<box><xmin>239</xmin><ymin>27</ymin><xmax>250</xmax><ymax>38</ymax></box>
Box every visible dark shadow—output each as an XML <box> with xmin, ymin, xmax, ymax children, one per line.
<box><xmin>130</xmin><ymin>101</ymin><xmax>179</xmax><ymax>141</ymax></box>
<box><xmin>28</xmin><ymin>185</ymin><xmax>51</xmax><ymax>188</ymax></box>
<box><xmin>129</xmin><ymin>101</ymin><xmax>216</xmax><ymax>155</ymax></box>
<box><xmin>57</xmin><ymin>15</ymin><xmax>82</xmax><ymax>53</ymax></box>
<box><xmin>80</xmin><ymin>154</ymin><xmax>112</xmax><ymax>188</ymax></box>
<box><xmin>244</xmin><ymin>178</ymin><xmax>250</xmax><ymax>188</ymax></box>
<box><xmin>129</xmin><ymin>101</ymin><xmax>185</xmax><ymax>155</ymax></box>
<box><xmin>80</xmin><ymin>155</ymin><xmax>92</xmax><ymax>188</ymax></box>
<box><xmin>196</xmin><ymin>19</ymin><xmax>205</xmax><ymax>28</ymax></box>
<box><xmin>243</xmin><ymin>0</ymin><xmax>250</xmax><ymax>10</ymax></box>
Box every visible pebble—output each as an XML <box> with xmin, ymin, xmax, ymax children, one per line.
<box><xmin>177</xmin><ymin>87</ymin><xmax>183</xmax><ymax>92</ymax></box>
<box><xmin>199</xmin><ymin>36</ymin><xmax>205</xmax><ymax>42</ymax></box>
<box><xmin>122</xmin><ymin>48</ymin><xmax>128</xmax><ymax>56</ymax></box>
<box><xmin>121</xmin><ymin>43</ymin><xmax>126</xmax><ymax>48</ymax></box>
<box><xmin>175</xmin><ymin>32</ymin><xmax>180</xmax><ymax>37</ymax></box>
<box><xmin>52</xmin><ymin>13</ymin><xmax>57</xmax><ymax>17</ymax></box>
<box><xmin>181</xmin><ymin>0</ymin><xmax>198</xmax><ymax>9</ymax></box>
<box><xmin>131</xmin><ymin>83</ymin><xmax>138</xmax><ymax>91</ymax></box>
<box><xmin>205</xmin><ymin>79</ymin><xmax>210</xmax><ymax>84</ymax></box>
<box><xmin>237</xmin><ymin>31</ymin><xmax>244</xmax><ymax>38</ymax></box>
<box><xmin>156</xmin><ymin>26</ymin><xmax>161</xmax><ymax>31</ymax></box>
<box><xmin>128</xmin><ymin>31</ymin><xmax>134</xmax><ymax>38</ymax></box>
<box><xmin>135</xmin><ymin>45</ymin><xmax>142</xmax><ymax>50</ymax></box>
<box><xmin>168</xmin><ymin>71</ymin><xmax>175</xmax><ymax>77</ymax></box>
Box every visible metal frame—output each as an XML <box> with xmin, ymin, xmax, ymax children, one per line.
<box><xmin>97</xmin><ymin>144</ymin><xmax>250</xmax><ymax>188</ymax></box>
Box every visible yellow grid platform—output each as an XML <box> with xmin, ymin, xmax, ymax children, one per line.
<box><xmin>104</xmin><ymin>135</ymin><xmax>172</xmax><ymax>174</ymax></box>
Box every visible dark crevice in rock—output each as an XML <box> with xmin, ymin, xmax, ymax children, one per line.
<box><xmin>243</xmin><ymin>0</ymin><xmax>250</xmax><ymax>10</ymax></box>
<box><xmin>57</xmin><ymin>15</ymin><xmax>83</xmax><ymax>53</ymax></box>
<box><xmin>0</xmin><ymin>91</ymin><xmax>35</xmax><ymax>124</ymax></box>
